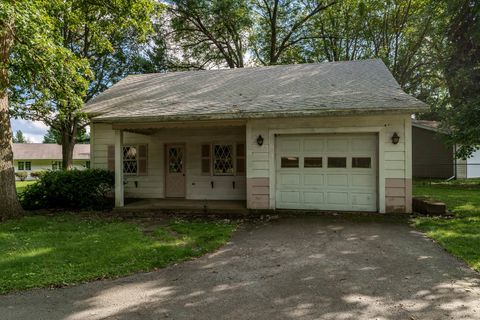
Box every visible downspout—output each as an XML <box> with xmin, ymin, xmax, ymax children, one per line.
<box><xmin>447</xmin><ymin>144</ymin><xmax>457</xmax><ymax>181</ymax></box>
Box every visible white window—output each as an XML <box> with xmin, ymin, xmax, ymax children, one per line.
<box><xmin>213</xmin><ymin>144</ymin><xmax>234</xmax><ymax>176</ymax></box>
<box><xmin>203</xmin><ymin>143</ymin><xmax>245</xmax><ymax>176</ymax></box>
<box><xmin>18</xmin><ymin>162</ymin><xmax>24</xmax><ymax>170</ymax></box>
<box><xmin>25</xmin><ymin>162</ymin><xmax>31</xmax><ymax>171</ymax></box>
<box><xmin>123</xmin><ymin>146</ymin><xmax>138</xmax><ymax>175</ymax></box>
<box><xmin>107</xmin><ymin>144</ymin><xmax>147</xmax><ymax>175</ymax></box>
<box><xmin>85</xmin><ymin>161</ymin><xmax>91</xmax><ymax>169</ymax></box>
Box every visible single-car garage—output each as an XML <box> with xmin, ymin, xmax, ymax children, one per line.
<box><xmin>275</xmin><ymin>134</ymin><xmax>378</xmax><ymax>211</ymax></box>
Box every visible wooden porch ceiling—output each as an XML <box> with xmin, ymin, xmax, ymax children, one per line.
<box><xmin>113</xmin><ymin>119</ymin><xmax>247</xmax><ymax>133</ymax></box>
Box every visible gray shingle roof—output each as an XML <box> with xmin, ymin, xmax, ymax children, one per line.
<box><xmin>13</xmin><ymin>144</ymin><xmax>90</xmax><ymax>160</ymax></box>
<box><xmin>84</xmin><ymin>59</ymin><xmax>427</xmax><ymax>122</ymax></box>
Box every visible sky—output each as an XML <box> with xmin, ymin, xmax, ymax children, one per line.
<box><xmin>11</xmin><ymin>119</ymin><xmax>48</xmax><ymax>143</ymax></box>
<box><xmin>11</xmin><ymin>119</ymin><xmax>90</xmax><ymax>143</ymax></box>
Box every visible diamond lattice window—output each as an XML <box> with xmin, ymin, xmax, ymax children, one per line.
<box><xmin>123</xmin><ymin>146</ymin><xmax>138</xmax><ymax>174</ymax></box>
<box><xmin>214</xmin><ymin>144</ymin><xmax>234</xmax><ymax>175</ymax></box>
<box><xmin>168</xmin><ymin>147</ymin><xmax>183</xmax><ymax>173</ymax></box>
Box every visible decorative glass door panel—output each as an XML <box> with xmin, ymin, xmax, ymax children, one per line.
<box><xmin>165</xmin><ymin>144</ymin><xmax>186</xmax><ymax>198</ymax></box>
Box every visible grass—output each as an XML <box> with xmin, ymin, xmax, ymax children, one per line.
<box><xmin>15</xmin><ymin>180</ymin><xmax>36</xmax><ymax>194</ymax></box>
<box><xmin>0</xmin><ymin>215</ymin><xmax>235</xmax><ymax>294</ymax></box>
<box><xmin>412</xmin><ymin>179</ymin><xmax>480</xmax><ymax>271</ymax></box>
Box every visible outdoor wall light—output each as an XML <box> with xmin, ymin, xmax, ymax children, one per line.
<box><xmin>391</xmin><ymin>132</ymin><xmax>400</xmax><ymax>144</ymax></box>
<box><xmin>256</xmin><ymin>135</ymin><xmax>264</xmax><ymax>146</ymax></box>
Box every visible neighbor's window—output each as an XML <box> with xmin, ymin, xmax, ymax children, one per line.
<box><xmin>328</xmin><ymin>157</ymin><xmax>347</xmax><ymax>168</ymax></box>
<box><xmin>85</xmin><ymin>161</ymin><xmax>91</xmax><ymax>169</ymax></box>
<box><xmin>18</xmin><ymin>161</ymin><xmax>25</xmax><ymax>170</ymax></box>
<box><xmin>123</xmin><ymin>146</ymin><xmax>138</xmax><ymax>175</ymax></box>
<box><xmin>281</xmin><ymin>157</ymin><xmax>299</xmax><ymax>168</ymax></box>
<box><xmin>213</xmin><ymin>144</ymin><xmax>234</xmax><ymax>175</ymax></box>
<box><xmin>52</xmin><ymin>161</ymin><xmax>63</xmax><ymax>171</ymax></box>
<box><xmin>25</xmin><ymin>162</ymin><xmax>31</xmax><ymax>171</ymax></box>
<box><xmin>304</xmin><ymin>157</ymin><xmax>322</xmax><ymax>168</ymax></box>
<box><xmin>352</xmin><ymin>157</ymin><xmax>371</xmax><ymax>168</ymax></box>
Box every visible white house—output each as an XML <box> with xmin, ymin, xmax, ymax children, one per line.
<box><xmin>13</xmin><ymin>143</ymin><xmax>91</xmax><ymax>180</ymax></box>
<box><xmin>84</xmin><ymin>59</ymin><xmax>427</xmax><ymax>213</ymax></box>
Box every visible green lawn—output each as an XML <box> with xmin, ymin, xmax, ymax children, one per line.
<box><xmin>0</xmin><ymin>215</ymin><xmax>235</xmax><ymax>294</ymax></box>
<box><xmin>412</xmin><ymin>179</ymin><xmax>480</xmax><ymax>271</ymax></box>
<box><xmin>15</xmin><ymin>180</ymin><xmax>36</xmax><ymax>194</ymax></box>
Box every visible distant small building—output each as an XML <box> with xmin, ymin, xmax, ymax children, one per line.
<box><xmin>13</xmin><ymin>143</ymin><xmax>90</xmax><ymax>180</ymax></box>
<box><xmin>412</xmin><ymin>120</ymin><xmax>480</xmax><ymax>179</ymax></box>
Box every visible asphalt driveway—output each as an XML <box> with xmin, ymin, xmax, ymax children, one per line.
<box><xmin>1</xmin><ymin>216</ymin><xmax>479</xmax><ymax>320</ymax></box>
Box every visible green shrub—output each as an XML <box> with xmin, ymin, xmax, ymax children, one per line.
<box><xmin>21</xmin><ymin>169</ymin><xmax>114</xmax><ymax>210</ymax></box>
<box><xmin>15</xmin><ymin>172</ymin><xmax>28</xmax><ymax>181</ymax></box>
<box><xmin>29</xmin><ymin>171</ymin><xmax>44</xmax><ymax>179</ymax></box>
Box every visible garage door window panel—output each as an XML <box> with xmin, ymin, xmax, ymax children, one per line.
<box><xmin>328</xmin><ymin>157</ymin><xmax>347</xmax><ymax>168</ymax></box>
<box><xmin>281</xmin><ymin>157</ymin><xmax>299</xmax><ymax>168</ymax></box>
<box><xmin>352</xmin><ymin>157</ymin><xmax>372</xmax><ymax>168</ymax></box>
<box><xmin>304</xmin><ymin>157</ymin><xmax>323</xmax><ymax>168</ymax></box>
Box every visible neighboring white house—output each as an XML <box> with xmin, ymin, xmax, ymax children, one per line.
<box><xmin>84</xmin><ymin>59</ymin><xmax>427</xmax><ymax>213</ymax></box>
<box><xmin>460</xmin><ymin>149</ymin><xmax>480</xmax><ymax>178</ymax></box>
<box><xmin>13</xmin><ymin>143</ymin><xmax>91</xmax><ymax>180</ymax></box>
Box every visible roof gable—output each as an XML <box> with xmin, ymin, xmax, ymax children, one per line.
<box><xmin>84</xmin><ymin>59</ymin><xmax>427</xmax><ymax>122</ymax></box>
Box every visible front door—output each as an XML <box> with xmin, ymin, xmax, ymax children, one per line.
<box><xmin>165</xmin><ymin>144</ymin><xmax>186</xmax><ymax>198</ymax></box>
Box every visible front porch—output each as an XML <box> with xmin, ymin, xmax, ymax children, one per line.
<box><xmin>113</xmin><ymin>198</ymin><xmax>249</xmax><ymax>215</ymax></box>
<box><xmin>91</xmin><ymin>121</ymin><xmax>251</xmax><ymax>209</ymax></box>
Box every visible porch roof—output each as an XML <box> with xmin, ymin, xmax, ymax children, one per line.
<box><xmin>84</xmin><ymin>59</ymin><xmax>427</xmax><ymax>123</ymax></box>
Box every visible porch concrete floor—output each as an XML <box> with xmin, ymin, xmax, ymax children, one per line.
<box><xmin>116</xmin><ymin>199</ymin><xmax>248</xmax><ymax>214</ymax></box>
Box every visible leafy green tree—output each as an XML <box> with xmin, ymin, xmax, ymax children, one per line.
<box><xmin>12</xmin><ymin>0</ymin><xmax>160</xmax><ymax>170</ymax></box>
<box><xmin>168</xmin><ymin>0</ymin><xmax>251</xmax><ymax>69</ymax></box>
<box><xmin>1</xmin><ymin>0</ymin><xmax>90</xmax><ymax>219</ymax></box>
<box><xmin>303</xmin><ymin>0</ymin><xmax>448</xmax><ymax>119</ymax></box>
<box><xmin>43</xmin><ymin>127</ymin><xmax>89</xmax><ymax>144</ymax></box>
<box><xmin>12</xmin><ymin>130</ymin><xmax>27</xmax><ymax>143</ymax></box>
<box><xmin>250</xmin><ymin>0</ymin><xmax>337</xmax><ymax>65</ymax></box>
<box><xmin>443</xmin><ymin>0</ymin><xmax>480</xmax><ymax>158</ymax></box>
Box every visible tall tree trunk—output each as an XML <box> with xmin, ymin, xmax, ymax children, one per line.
<box><xmin>0</xmin><ymin>21</ymin><xmax>23</xmax><ymax>219</ymax></box>
<box><xmin>61</xmin><ymin>122</ymin><xmax>77</xmax><ymax>170</ymax></box>
<box><xmin>0</xmin><ymin>93</ymin><xmax>23</xmax><ymax>220</ymax></box>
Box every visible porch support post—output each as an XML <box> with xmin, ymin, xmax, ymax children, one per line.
<box><xmin>114</xmin><ymin>129</ymin><xmax>124</xmax><ymax>207</ymax></box>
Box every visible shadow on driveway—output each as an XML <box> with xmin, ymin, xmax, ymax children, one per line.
<box><xmin>1</xmin><ymin>215</ymin><xmax>479</xmax><ymax>319</ymax></box>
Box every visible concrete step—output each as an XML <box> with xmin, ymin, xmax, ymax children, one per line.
<box><xmin>413</xmin><ymin>197</ymin><xmax>448</xmax><ymax>216</ymax></box>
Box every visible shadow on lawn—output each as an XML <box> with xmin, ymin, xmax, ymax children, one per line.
<box><xmin>0</xmin><ymin>216</ymin><xmax>479</xmax><ymax>320</ymax></box>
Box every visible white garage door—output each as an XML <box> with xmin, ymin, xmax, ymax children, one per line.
<box><xmin>276</xmin><ymin>134</ymin><xmax>378</xmax><ymax>211</ymax></box>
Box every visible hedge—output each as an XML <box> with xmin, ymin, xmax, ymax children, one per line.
<box><xmin>21</xmin><ymin>169</ymin><xmax>114</xmax><ymax>210</ymax></box>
